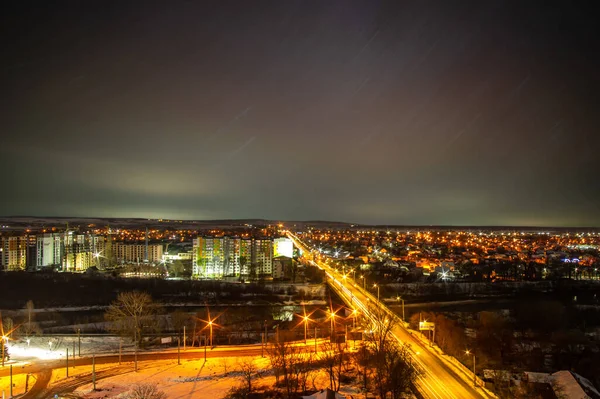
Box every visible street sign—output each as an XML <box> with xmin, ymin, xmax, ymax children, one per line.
<box><xmin>419</xmin><ymin>321</ymin><xmax>435</xmax><ymax>331</ymax></box>
<box><xmin>161</xmin><ymin>337</ymin><xmax>172</xmax><ymax>344</ymax></box>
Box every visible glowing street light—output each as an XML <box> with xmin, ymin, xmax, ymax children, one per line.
<box><xmin>329</xmin><ymin>310</ymin><xmax>337</xmax><ymax>337</ymax></box>
<box><xmin>1</xmin><ymin>335</ymin><xmax>8</xmax><ymax>367</ymax></box>
<box><xmin>198</xmin><ymin>306</ymin><xmax>220</xmax><ymax>349</ymax></box>
<box><xmin>465</xmin><ymin>350</ymin><xmax>476</xmax><ymax>387</ymax></box>
<box><xmin>397</xmin><ymin>295</ymin><xmax>405</xmax><ymax>321</ymax></box>
<box><xmin>303</xmin><ymin>315</ymin><xmax>310</xmax><ymax>344</ymax></box>
<box><xmin>373</xmin><ymin>283</ymin><xmax>380</xmax><ymax>302</ymax></box>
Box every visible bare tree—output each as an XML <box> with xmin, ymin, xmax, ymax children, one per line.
<box><xmin>376</xmin><ymin>341</ymin><xmax>418</xmax><ymax>399</ymax></box>
<box><xmin>365</xmin><ymin>304</ymin><xmax>420</xmax><ymax>399</ymax></box>
<box><xmin>295</xmin><ymin>352</ymin><xmax>314</xmax><ymax>393</ymax></box>
<box><xmin>220</xmin><ymin>358</ymin><xmax>232</xmax><ymax>375</ymax></box>
<box><xmin>266</xmin><ymin>340</ymin><xmax>289</xmax><ymax>385</ymax></box>
<box><xmin>126</xmin><ymin>383</ymin><xmax>167</xmax><ymax>399</ymax></box>
<box><xmin>2</xmin><ymin>317</ymin><xmax>14</xmax><ymax>338</ymax></box>
<box><xmin>318</xmin><ymin>340</ymin><xmax>345</xmax><ymax>392</ymax></box>
<box><xmin>266</xmin><ymin>340</ymin><xmax>312</xmax><ymax>397</ymax></box>
<box><xmin>105</xmin><ymin>291</ymin><xmax>160</xmax><ymax>345</ymax></box>
<box><xmin>237</xmin><ymin>358</ymin><xmax>261</xmax><ymax>393</ymax></box>
<box><xmin>354</xmin><ymin>343</ymin><xmax>372</xmax><ymax>394</ymax></box>
<box><xmin>24</xmin><ymin>300</ymin><xmax>41</xmax><ymax>337</ymax></box>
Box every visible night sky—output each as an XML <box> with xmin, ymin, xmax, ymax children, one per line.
<box><xmin>3</xmin><ymin>1</ymin><xmax>599</xmax><ymax>226</ymax></box>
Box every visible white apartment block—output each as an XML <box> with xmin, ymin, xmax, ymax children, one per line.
<box><xmin>36</xmin><ymin>233</ymin><xmax>63</xmax><ymax>267</ymax></box>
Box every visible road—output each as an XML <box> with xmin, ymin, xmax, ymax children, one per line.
<box><xmin>2</xmin><ymin>342</ymin><xmax>329</xmax><ymax>398</ymax></box>
<box><xmin>287</xmin><ymin>231</ymin><xmax>494</xmax><ymax>399</ymax></box>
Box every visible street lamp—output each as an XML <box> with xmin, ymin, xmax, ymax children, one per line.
<box><xmin>373</xmin><ymin>284</ymin><xmax>380</xmax><ymax>302</ymax></box>
<box><xmin>360</xmin><ymin>275</ymin><xmax>365</xmax><ymax>290</ymax></box>
<box><xmin>465</xmin><ymin>350</ymin><xmax>476</xmax><ymax>387</ymax></box>
<box><xmin>208</xmin><ymin>321</ymin><xmax>213</xmax><ymax>347</ymax></box>
<box><xmin>329</xmin><ymin>311</ymin><xmax>337</xmax><ymax>338</ymax></box>
<box><xmin>397</xmin><ymin>295</ymin><xmax>405</xmax><ymax>321</ymax></box>
<box><xmin>303</xmin><ymin>316</ymin><xmax>309</xmax><ymax>344</ymax></box>
<box><xmin>1</xmin><ymin>335</ymin><xmax>7</xmax><ymax>367</ymax></box>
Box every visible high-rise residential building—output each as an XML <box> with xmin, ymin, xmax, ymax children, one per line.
<box><xmin>2</xmin><ymin>231</ymin><xmax>106</xmax><ymax>272</ymax></box>
<box><xmin>193</xmin><ymin>237</ymin><xmax>225</xmax><ymax>278</ymax></box>
<box><xmin>239</xmin><ymin>238</ymin><xmax>252</xmax><ymax>276</ymax></box>
<box><xmin>62</xmin><ymin>232</ymin><xmax>102</xmax><ymax>272</ymax></box>
<box><xmin>192</xmin><ymin>237</ymin><xmax>274</xmax><ymax>279</ymax></box>
<box><xmin>26</xmin><ymin>234</ymin><xmax>37</xmax><ymax>271</ymax></box>
<box><xmin>253</xmin><ymin>238</ymin><xmax>273</xmax><ymax>276</ymax></box>
<box><xmin>0</xmin><ymin>235</ymin><xmax>27</xmax><ymax>271</ymax></box>
<box><xmin>36</xmin><ymin>233</ymin><xmax>63</xmax><ymax>268</ymax></box>
<box><xmin>114</xmin><ymin>243</ymin><xmax>163</xmax><ymax>264</ymax></box>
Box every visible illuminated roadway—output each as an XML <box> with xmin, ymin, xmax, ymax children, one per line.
<box><xmin>286</xmin><ymin>231</ymin><xmax>495</xmax><ymax>399</ymax></box>
<box><xmin>2</xmin><ymin>342</ymin><xmax>329</xmax><ymax>398</ymax></box>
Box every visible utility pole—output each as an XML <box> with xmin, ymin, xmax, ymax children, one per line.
<box><xmin>92</xmin><ymin>355</ymin><xmax>96</xmax><ymax>390</ymax></box>
<box><xmin>77</xmin><ymin>328</ymin><xmax>81</xmax><ymax>357</ymax></box>
<box><xmin>72</xmin><ymin>341</ymin><xmax>76</xmax><ymax>368</ymax></box>
<box><xmin>473</xmin><ymin>354</ymin><xmax>476</xmax><ymax>387</ymax></box>
<box><xmin>134</xmin><ymin>329</ymin><xmax>138</xmax><ymax>372</ymax></box>
<box><xmin>177</xmin><ymin>337</ymin><xmax>181</xmax><ymax>365</ymax></box>
<box><xmin>66</xmin><ymin>348</ymin><xmax>69</xmax><ymax>377</ymax></box>
<box><xmin>119</xmin><ymin>338</ymin><xmax>122</xmax><ymax>365</ymax></box>
<box><xmin>9</xmin><ymin>365</ymin><xmax>13</xmax><ymax>398</ymax></box>
<box><xmin>402</xmin><ymin>298</ymin><xmax>405</xmax><ymax>322</ymax></box>
<box><xmin>183</xmin><ymin>326</ymin><xmax>186</xmax><ymax>351</ymax></box>
<box><xmin>304</xmin><ymin>318</ymin><xmax>308</xmax><ymax>344</ymax></box>
<box><xmin>264</xmin><ymin>321</ymin><xmax>267</xmax><ymax>347</ymax></box>
<box><xmin>345</xmin><ymin>325</ymin><xmax>348</xmax><ymax>350</ymax></box>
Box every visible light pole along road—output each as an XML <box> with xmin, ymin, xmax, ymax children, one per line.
<box><xmin>286</xmin><ymin>231</ymin><xmax>495</xmax><ymax>399</ymax></box>
<box><xmin>1</xmin><ymin>342</ymin><xmax>330</xmax><ymax>398</ymax></box>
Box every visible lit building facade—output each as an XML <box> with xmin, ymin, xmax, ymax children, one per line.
<box><xmin>114</xmin><ymin>243</ymin><xmax>163</xmax><ymax>264</ymax></box>
<box><xmin>192</xmin><ymin>237</ymin><xmax>274</xmax><ymax>279</ymax></box>
<box><xmin>36</xmin><ymin>233</ymin><xmax>63</xmax><ymax>268</ymax></box>
<box><xmin>253</xmin><ymin>238</ymin><xmax>273</xmax><ymax>276</ymax></box>
<box><xmin>62</xmin><ymin>232</ymin><xmax>103</xmax><ymax>272</ymax></box>
<box><xmin>0</xmin><ymin>236</ymin><xmax>27</xmax><ymax>271</ymax></box>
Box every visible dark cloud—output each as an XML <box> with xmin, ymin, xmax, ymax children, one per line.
<box><xmin>2</xmin><ymin>1</ymin><xmax>599</xmax><ymax>226</ymax></box>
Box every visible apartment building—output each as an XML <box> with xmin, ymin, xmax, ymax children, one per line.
<box><xmin>0</xmin><ymin>236</ymin><xmax>27</xmax><ymax>271</ymax></box>
<box><xmin>114</xmin><ymin>243</ymin><xmax>163</xmax><ymax>264</ymax></box>
<box><xmin>192</xmin><ymin>236</ymin><xmax>274</xmax><ymax>279</ymax></box>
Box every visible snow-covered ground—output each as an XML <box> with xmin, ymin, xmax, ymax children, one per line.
<box><xmin>8</xmin><ymin>335</ymin><xmax>135</xmax><ymax>362</ymax></box>
<box><xmin>0</xmin><ymin>372</ymin><xmax>28</xmax><ymax>397</ymax></box>
<box><xmin>53</xmin><ymin>356</ymin><xmax>363</xmax><ymax>399</ymax></box>
<box><xmin>71</xmin><ymin>357</ymin><xmax>274</xmax><ymax>399</ymax></box>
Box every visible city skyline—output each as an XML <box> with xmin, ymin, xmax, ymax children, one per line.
<box><xmin>3</xmin><ymin>1</ymin><xmax>599</xmax><ymax>227</ymax></box>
